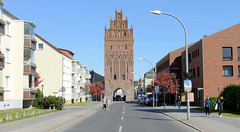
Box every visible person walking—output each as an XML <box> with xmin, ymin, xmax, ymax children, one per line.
<box><xmin>102</xmin><ymin>97</ymin><xmax>107</xmax><ymax>110</ymax></box>
<box><xmin>217</xmin><ymin>96</ymin><xmax>225</xmax><ymax>117</ymax></box>
<box><xmin>204</xmin><ymin>96</ymin><xmax>212</xmax><ymax>117</ymax></box>
<box><xmin>177</xmin><ymin>95</ymin><xmax>181</xmax><ymax>109</ymax></box>
<box><xmin>106</xmin><ymin>97</ymin><xmax>111</xmax><ymax>110</ymax></box>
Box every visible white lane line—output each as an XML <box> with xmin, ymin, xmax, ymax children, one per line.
<box><xmin>121</xmin><ymin>116</ymin><xmax>124</xmax><ymax>120</ymax></box>
<box><xmin>119</xmin><ymin>126</ymin><xmax>122</xmax><ymax>132</ymax></box>
<box><xmin>122</xmin><ymin>111</ymin><xmax>125</xmax><ymax>114</ymax></box>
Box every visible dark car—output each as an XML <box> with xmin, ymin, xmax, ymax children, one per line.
<box><xmin>115</xmin><ymin>95</ymin><xmax>122</xmax><ymax>101</ymax></box>
<box><xmin>145</xmin><ymin>94</ymin><xmax>160</xmax><ymax>106</ymax></box>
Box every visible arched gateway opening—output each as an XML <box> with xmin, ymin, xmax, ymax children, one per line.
<box><xmin>113</xmin><ymin>88</ymin><xmax>126</xmax><ymax>101</ymax></box>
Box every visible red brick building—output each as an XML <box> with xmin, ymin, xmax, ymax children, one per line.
<box><xmin>156</xmin><ymin>23</ymin><xmax>240</xmax><ymax>106</ymax></box>
<box><xmin>104</xmin><ymin>9</ymin><xmax>134</xmax><ymax>101</ymax></box>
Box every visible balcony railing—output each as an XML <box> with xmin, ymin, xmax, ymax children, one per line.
<box><xmin>24</xmin><ymin>62</ymin><xmax>36</xmax><ymax>74</ymax></box>
<box><xmin>24</xmin><ymin>35</ymin><xmax>37</xmax><ymax>50</ymax></box>
<box><xmin>0</xmin><ymin>19</ymin><xmax>5</xmax><ymax>35</ymax></box>
<box><xmin>23</xmin><ymin>88</ymin><xmax>36</xmax><ymax>100</ymax></box>
<box><xmin>0</xmin><ymin>53</ymin><xmax>4</xmax><ymax>68</ymax></box>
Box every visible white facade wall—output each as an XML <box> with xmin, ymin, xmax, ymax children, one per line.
<box><xmin>0</xmin><ymin>7</ymin><xmax>24</xmax><ymax>110</ymax></box>
<box><xmin>35</xmin><ymin>35</ymin><xmax>63</xmax><ymax>97</ymax></box>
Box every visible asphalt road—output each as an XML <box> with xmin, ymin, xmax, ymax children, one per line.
<box><xmin>60</xmin><ymin>102</ymin><xmax>198</xmax><ymax>132</ymax></box>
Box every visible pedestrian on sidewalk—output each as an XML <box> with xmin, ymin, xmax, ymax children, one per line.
<box><xmin>217</xmin><ymin>96</ymin><xmax>225</xmax><ymax>117</ymax></box>
<box><xmin>106</xmin><ymin>97</ymin><xmax>111</xmax><ymax>110</ymax></box>
<box><xmin>102</xmin><ymin>97</ymin><xmax>107</xmax><ymax>110</ymax></box>
<box><xmin>177</xmin><ymin>95</ymin><xmax>181</xmax><ymax>109</ymax></box>
<box><xmin>204</xmin><ymin>96</ymin><xmax>212</xmax><ymax>117</ymax></box>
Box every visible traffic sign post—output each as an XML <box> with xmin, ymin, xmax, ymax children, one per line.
<box><xmin>155</xmin><ymin>86</ymin><xmax>159</xmax><ymax>107</ymax></box>
<box><xmin>184</xmin><ymin>80</ymin><xmax>192</xmax><ymax>120</ymax></box>
<box><xmin>162</xmin><ymin>86</ymin><xmax>168</xmax><ymax>110</ymax></box>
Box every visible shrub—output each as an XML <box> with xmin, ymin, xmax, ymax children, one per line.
<box><xmin>209</xmin><ymin>97</ymin><xmax>218</xmax><ymax>111</ymax></box>
<box><xmin>33</xmin><ymin>89</ymin><xmax>64</xmax><ymax>110</ymax></box>
<box><xmin>220</xmin><ymin>85</ymin><xmax>240</xmax><ymax>112</ymax></box>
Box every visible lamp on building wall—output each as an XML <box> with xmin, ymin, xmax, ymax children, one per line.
<box><xmin>150</xmin><ymin>10</ymin><xmax>190</xmax><ymax>120</ymax></box>
<box><xmin>41</xmin><ymin>85</ymin><xmax>44</xmax><ymax>94</ymax></box>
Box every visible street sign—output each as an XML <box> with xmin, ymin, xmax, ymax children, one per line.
<box><xmin>61</xmin><ymin>87</ymin><xmax>66</xmax><ymax>92</ymax></box>
<box><xmin>184</xmin><ymin>80</ymin><xmax>192</xmax><ymax>92</ymax></box>
<box><xmin>162</xmin><ymin>86</ymin><xmax>168</xmax><ymax>93</ymax></box>
<box><xmin>155</xmin><ymin>88</ymin><xmax>159</xmax><ymax>93</ymax></box>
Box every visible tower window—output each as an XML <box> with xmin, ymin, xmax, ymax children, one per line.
<box><xmin>114</xmin><ymin>74</ymin><xmax>117</xmax><ymax>80</ymax></box>
<box><xmin>125</xmin><ymin>44</ymin><xmax>127</xmax><ymax>50</ymax></box>
<box><xmin>111</xmin><ymin>45</ymin><xmax>113</xmax><ymax>50</ymax></box>
<box><xmin>122</xmin><ymin>74</ymin><xmax>125</xmax><ymax>80</ymax></box>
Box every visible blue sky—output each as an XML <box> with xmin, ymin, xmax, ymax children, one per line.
<box><xmin>5</xmin><ymin>0</ymin><xmax>240</xmax><ymax>80</ymax></box>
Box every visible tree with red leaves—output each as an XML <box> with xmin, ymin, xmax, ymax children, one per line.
<box><xmin>87</xmin><ymin>82</ymin><xmax>104</xmax><ymax>101</ymax></box>
<box><xmin>34</xmin><ymin>72</ymin><xmax>43</xmax><ymax>87</ymax></box>
<box><xmin>149</xmin><ymin>72</ymin><xmax>180</xmax><ymax>95</ymax></box>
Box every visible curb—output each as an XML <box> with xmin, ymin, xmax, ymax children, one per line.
<box><xmin>158</xmin><ymin>110</ymin><xmax>203</xmax><ymax>132</ymax></box>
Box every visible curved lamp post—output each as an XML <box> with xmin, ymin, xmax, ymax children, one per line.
<box><xmin>138</xmin><ymin>58</ymin><xmax>155</xmax><ymax>107</ymax></box>
<box><xmin>150</xmin><ymin>10</ymin><xmax>190</xmax><ymax>120</ymax></box>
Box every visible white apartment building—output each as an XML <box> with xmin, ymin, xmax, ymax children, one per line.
<box><xmin>0</xmin><ymin>0</ymin><xmax>37</xmax><ymax>110</ymax></box>
<box><xmin>72</xmin><ymin>61</ymin><xmax>92</xmax><ymax>103</ymax></box>
<box><xmin>72</xmin><ymin>60</ymin><xmax>80</xmax><ymax>103</ymax></box>
<box><xmin>35</xmin><ymin>35</ymin><xmax>74</xmax><ymax>104</ymax></box>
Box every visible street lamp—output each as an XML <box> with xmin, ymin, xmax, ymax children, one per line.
<box><xmin>131</xmin><ymin>72</ymin><xmax>143</xmax><ymax>98</ymax></box>
<box><xmin>138</xmin><ymin>58</ymin><xmax>155</xmax><ymax>107</ymax></box>
<box><xmin>150</xmin><ymin>10</ymin><xmax>190</xmax><ymax>120</ymax></box>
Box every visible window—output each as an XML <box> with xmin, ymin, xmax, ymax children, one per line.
<box><xmin>114</xmin><ymin>74</ymin><xmax>117</xmax><ymax>80</ymax></box>
<box><xmin>24</xmin><ymin>23</ymin><xmax>34</xmax><ymax>37</ymax></box>
<box><xmin>222</xmin><ymin>47</ymin><xmax>232</xmax><ymax>61</ymax></box>
<box><xmin>223</xmin><ymin>66</ymin><xmax>233</xmax><ymax>77</ymax></box>
<box><xmin>5</xmin><ymin>49</ymin><xmax>10</xmax><ymax>62</ymax></box>
<box><xmin>5</xmin><ymin>21</ymin><xmax>10</xmax><ymax>35</ymax></box>
<box><xmin>197</xmin><ymin>67</ymin><xmax>200</xmax><ymax>77</ymax></box>
<box><xmin>238</xmin><ymin>66</ymin><xmax>240</xmax><ymax>76</ymax></box>
<box><xmin>38</xmin><ymin>43</ymin><xmax>43</xmax><ymax>50</ymax></box>
<box><xmin>24</xmin><ymin>48</ymin><xmax>35</xmax><ymax>65</ymax></box>
<box><xmin>125</xmin><ymin>44</ymin><xmax>127</xmax><ymax>50</ymax></box>
<box><xmin>111</xmin><ymin>45</ymin><xmax>112</xmax><ymax>50</ymax></box>
<box><xmin>122</xmin><ymin>74</ymin><xmax>125</xmax><ymax>80</ymax></box>
<box><xmin>193</xmin><ymin>68</ymin><xmax>195</xmax><ymax>78</ymax></box>
<box><xmin>238</xmin><ymin>47</ymin><xmax>240</xmax><ymax>60</ymax></box>
<box><xmin>5</xmin><ymin>76</ymin><xmax>10</xmax><ymax>90</ymax></box>
<box><xmin>189</xmin><ymin>53</ymin><xmax>192</xmax><ymax>63</ymax></box>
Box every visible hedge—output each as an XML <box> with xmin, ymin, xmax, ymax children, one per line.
<box><xmin>33</xmin><ymin>89</ymin><xmax>64</xmax><ymax>110</ymax></box>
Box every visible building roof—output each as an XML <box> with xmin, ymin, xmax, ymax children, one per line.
<box><xmin>144</xmin><ymin>68</ymin><xmax>156</xmax><ymax>78</ymax></box>
<box><xmin>57</xmin><ymin>48</ymin><xmax>74</xmax><ymax>60</ymax></box>
<box><xmin>35</xmin><ymin>34</ymin><xmax>74</xmax><ymax>60</ymax></box>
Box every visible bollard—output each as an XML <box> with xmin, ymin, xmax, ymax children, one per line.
<box><xmin>15</xmin><ymin>112</ymin><xmax>19</xmax><ymax>119</ymax></box>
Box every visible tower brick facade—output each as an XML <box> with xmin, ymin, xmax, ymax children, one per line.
<box><xmin>104</xmin><ymin>9</ymin><xmax>134</xmax><ymax>101</ymax></box>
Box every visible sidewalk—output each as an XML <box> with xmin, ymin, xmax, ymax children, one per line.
<box><xmin>0</xmin><ymin>102</ymin><xmax>102</xmax><ymax>132</ymax></box>
<box><xmin>154</xmin><ymin>105</ymin><xmax>240</xmax><ymax>132</ymax></box>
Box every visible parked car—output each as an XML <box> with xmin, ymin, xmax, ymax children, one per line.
<box><xmin>145</xmin><ymin>93</ymin><xmax>161</xmax><ymax>106</ymax></box>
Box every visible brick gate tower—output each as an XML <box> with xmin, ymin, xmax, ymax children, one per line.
<box><xmin>104</xmin><ymin>9</ymin><xmax>134</xmax><ymax>101</ymax></box>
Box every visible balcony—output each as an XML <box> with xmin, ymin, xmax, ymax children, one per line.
<box><xmin>0</xmin><ymin>53</ymin><xmax>4</xmax><ymax>68</ymax></box>
<box><xmin>0</xmin><ymin>19</ymin><xmax>5</xmax><ymax>35</ymax></box>
<box><xmin>23</xmin><ymin>88</ymin><xmax>36</xmax><ymax>100</ymax></box>
<box><xmin>24</xmin><ymin>35</ymin><xmax>37</xmax><ymax>50</ymax></box>
<box><xmin>24</xmin><ymin>62</ymin><xmax>36</xmax><ymax>74</ymax></box>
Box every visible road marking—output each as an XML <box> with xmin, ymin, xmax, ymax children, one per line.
<box><xmin>119</xmin><ymin>126</ymin><xmax>122</xmax><ymax>132</ymax></box>
<box><xmin>122</xmin><ymin>111</ymin><xmax>124</xmax><ymax>114</ymax></box>
<box><xmin>121</xmin><ymin>116</ymin><xmax>124</xmax><ymax>120</ymax></box>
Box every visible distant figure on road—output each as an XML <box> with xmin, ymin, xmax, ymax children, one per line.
<box><xmin>102</xmin><ymin>97</ymin><xmax>107</xmax><ymax>110</ymax></box>
<box><xmin>106</xmin><ymin>97</ymin><xmax>111</xmax><ymax>110</ymax></box>
<box><xmin>177</xmin><ymin>95</ymin><xmax>181</xmax><ymax>109</ymax></box>
<box><xmin>217</xmin><ymin>96</ymin><xmax>225</xmax><ymax>117</ymax></box>
<box><xmin>204</xmin><ymin>96</ymin><xmax>212</xmax><ymax>117</ymax></box>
